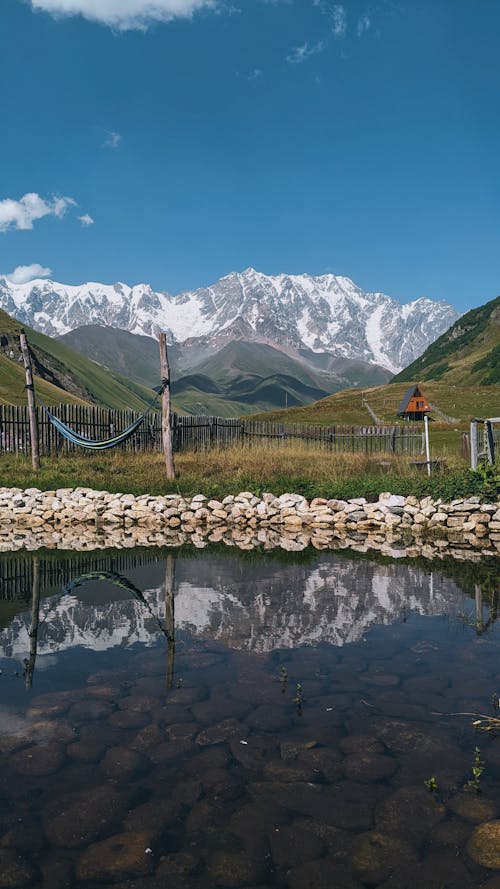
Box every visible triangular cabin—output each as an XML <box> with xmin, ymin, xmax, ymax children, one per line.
<box><xmin>397</xmin><ymin>384</ymin><xmax>431</xmax><ymax>421</ymax></box>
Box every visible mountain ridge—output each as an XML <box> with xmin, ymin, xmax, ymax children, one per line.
<box><xmin>391</xmin><ymin>295</ymin><xmax>500</xmax><ymax>387</ymax></box>
<box><xmin>0</xmin><ymin>308</ymin><xmax>156</xmax><ymax>410</ymax></box>
<box><xmin>0</xmin><ymin>267</ymin><xmax>460</xmax><ymax>375</ymax></box>
<box><xmin>58</xmin><ymin>331</ymin><xmax>392</xmax><ymax>415</ymax></box>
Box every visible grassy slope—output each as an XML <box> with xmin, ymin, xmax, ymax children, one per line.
<box><xmin>0</xmin><ymin>353</ymin><xmax>84</xmax><ymax>406</ymax></box>
<box><xmin>56</xmin><ymin>332</ymin><xmax>392</xmax><ymax>416</ymax></box>
<box><xmin>392</xmin><ymin>295</ymin><xmax>500</xmax><ymax>386</ymax></box>
<box><xmin>0</xmin><ymin>309</ymin><xmax>155</xmax><ymax>410</ymax></box>
<box><xmin>246</xmin><ymin>296</ymin><xmax>499</xmax><ymax>440</ymax></box>
<box><xmin>191</xmin><ymin>341</ymin><xmax>326</xmax><ymax>385</ymax></box>
<box><xmin>249</xmin><ymin>380</ymin><xmax>500</xmax><ymax>427</ymax></box>
<box><xmin>60</xmin><ymin>325</ymin><xmax>162</xmax><ymax>389</ymax></box>
<box><xmin>29</xmin><ymin>328</ymin><xmax>156</xmax><ymax>411</ymax></box>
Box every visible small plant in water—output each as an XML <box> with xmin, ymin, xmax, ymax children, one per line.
<box><xmin>293</xmin><ymin>682</ymin><xmax>304</xmax><ymax>713</ymax></box>
<box><xmin>424</xmin><ymin>776</ymin><xmax>438</xmax><ymax>793</ymax></box>
<box><xmin>467</xmin><ymin>746</ymin><xmax>485</xmax><ymax>793</ymax></box>
<box><xmin>279</xmin><ymin>665</ymin><xmax>288</xmax><ymax>693</ymax></box>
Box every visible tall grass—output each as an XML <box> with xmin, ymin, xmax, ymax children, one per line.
<box><xmin>1</xmin><ymin>441</ymin><xmax>495</xmax><ymax>501</ymax></box>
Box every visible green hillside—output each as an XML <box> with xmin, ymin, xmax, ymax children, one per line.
<box><xmin>249</xmin><ymin>380</ymin><xmax>500</xmax><ymax>427</ymax></box>
<box><xmin>169</xmin><ymin>342</ymin><xmax>329</xmax><ymax>415</ymax></box>
<box><xmin>59</xmin><ymin>325</ymin><xmax>169</xmax><ymax>390</ymax></box>
<box><xmin>57</xmin><ymin>329</ymin><xmax>392</xmax><ymax>415</ymax></box>
<box><xmin>392</xmin><ymin>295</ymin><xmax>500</xmax><ymax>386</ymax></box>
<box><xmin>0</xmin><ymin>352</ymin><xmax>84</xmax><ymax>407</ymax></box>
<box><xmin>0</xmin><ymin>309</ymin><xmax>155</xmax><ymax>410</ymax></box>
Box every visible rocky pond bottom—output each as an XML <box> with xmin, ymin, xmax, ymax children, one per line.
<box><xmin>0</xmin><ymin>545</ymin><xmax>500</xmax><ymax>889</ymax></box>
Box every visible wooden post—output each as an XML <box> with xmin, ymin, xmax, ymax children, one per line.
<box><xmin>470</xmin><ymin>420</ymin><xmax>478</xmax><ymax>470</ymax></box>
<box><xmin>165</xmin><ymin>553</ymin><xmax>175</xmax><ymax>689</ymax></box>
<box><xmin>24</xmin><ymin>556</ymin><xmax>41</xmax><ymax>689</ymax></box>
<box><xmin>475</xmin><ymin>583</ymin><xmax>484</xmax><ymax>635</ymax></box>
<box><xmin>159</xmin><ymin>333</ymin><xmax>175</xmax><ymax>479</ymax></box>
<box><xmin>485</xmin><ymin>420</ymin><xmax>495</xmax><ymax>465</ymax></box>
<box><xmin>423</xmin><ymin>415</ymin><xmax>431</xmax><ymax>476</ymax></box>
<box><xmin>19</xmin><ymin>330</ymin><xmax>40</xmax><ymax>471</ymax></box>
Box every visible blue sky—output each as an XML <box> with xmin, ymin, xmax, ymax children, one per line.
<box><xmin>0</xmin><ymin>0</ymin><xmax>499</xmax><ymax>310</ymax></box>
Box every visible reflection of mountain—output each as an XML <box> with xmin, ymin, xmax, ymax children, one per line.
<box><xmin>174</xmin><ymin>560</ymin><xmax>465</xmax><ymax>651</ymax></box>
<box><xmin>0</xmin><ymin>553</ymin><xmax>467</xmax><ymax>663</ymax></box>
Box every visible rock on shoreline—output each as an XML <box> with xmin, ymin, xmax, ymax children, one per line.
<box><xmin>0</xmin><ymin>487</ymin><xmax>498</xmax><ymax>557</ymax></box>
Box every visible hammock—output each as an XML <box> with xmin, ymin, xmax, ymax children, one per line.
<box><xmin>63</xmin><ymin>570</ymin><xmax>170</xmax><ymax>638</ymax></box>
<box><xmin>40</xmin><ymin>385</ymin><xmax>164</xmax><ymax>451</ymax></box>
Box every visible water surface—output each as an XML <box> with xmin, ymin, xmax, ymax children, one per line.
<box><xmin>0</xmin><ymin>545</ymin><xmax>499</xmax><ymax>888</ymax></box>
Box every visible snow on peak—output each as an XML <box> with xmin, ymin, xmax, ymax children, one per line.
<box><xmin>0</xmin><ymin>268</ymin><xmax>460</xmax><ymax>373</ymax></box>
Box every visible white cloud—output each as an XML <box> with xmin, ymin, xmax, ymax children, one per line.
<box><xmin>330</xmin><ymin>3</ymin><xmax>346</xmax><ymax>37</ymax></box>
<box><xmin>357</xmin><ymin>13</ymin><xmax>371</xmax><ymax>36</ymax></box>
<box><xmin>78</xmin><ymin>213</ymin><xmax>95</xmax><ymax>226</ymax></box>
<box><xmin>247</xmin><ymin>68</ymin><xmax>263</xmax><ymax>81</ymax></box>
<box><xmin>4</xmin><ymin>264</ymin><xmax>52</xmax><ymax>284</ymax></box>
<box><xmin>0</xmin><ymin>193</ymin><xmax>76</xmax><ymax>233</ymax></box>
<box><xmin>286</xmin><ymin>40</ymin><xmax>325</xmax><ymax>64</ymax></box>
<box><xmin>29</xmin><ymin>0</ymin><xmax>217</xmax><ymax>29</ymax></box>
<box><xmin>104</xmin><ymin>130</ymin><xmax>122</xmax><ymax>149</ymax></box>
<box><xmin>312</xmin><ymin>1</ymin><xmax>347</xmax><ymax>38</ymax></box>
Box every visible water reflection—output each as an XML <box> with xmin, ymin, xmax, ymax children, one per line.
<box><xmin>0</xmin><ymin>549</ymin><xmax>477</xmax><ymax>676</ymax></box>
<box><xmin>0</xmin><ymin>546</ymin><xmax>499</xmax><ymax>888</ymax></box>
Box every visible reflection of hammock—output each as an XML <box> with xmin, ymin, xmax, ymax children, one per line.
<box><xmin>64</xmin><ymin>570</ymin><xmax>169</xmax><ymax>638</ymax></box>
<box><xmin>40</xmin><ymin>386</ymin><xmax>164</xmax><ymax>450</ymax></box>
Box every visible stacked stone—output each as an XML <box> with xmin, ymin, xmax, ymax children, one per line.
<box><xmin>0</xmin><ymin>487</ymin><xmax>499</xmax><ymax>541</ymax></box>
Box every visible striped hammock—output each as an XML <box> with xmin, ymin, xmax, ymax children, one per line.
<box><xmin>42</xmin><ymin>386</ymin><xmax>163</xmax><ymax>450</ymax></box>
<box><xmin>63</xmin><ymin>570</ymin><xmax>169</xmax><ymax>637</ymax></box>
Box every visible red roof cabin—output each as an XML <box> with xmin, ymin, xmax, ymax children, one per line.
<box><xmin>397</xmin><ymin>384</ymin><xmax>431</xmax><ymax>421</ymax></box>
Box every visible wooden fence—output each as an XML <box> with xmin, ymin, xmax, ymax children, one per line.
<box><xmin>0</xmin><ymin>404</ymin><xmax>423</xmax><ymax>457</ymax></box>
<box><xmin>0</xmin><ymin>549</ymin><xmax>165</xmax><ymax>602</ymax></box>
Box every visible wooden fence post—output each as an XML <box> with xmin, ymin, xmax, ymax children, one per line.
<box><xmin>470</xmin><ymin>420</ymin><xmax>478</xmax><ymax>470</ymax></box>
<box><xmin>485</xmin><ymin>420</ymin><xmax>495</xmax><ymax>465</ymax></box>
<box><xmin>165</xmin><ymin>553</ymin><xmax>175</xmax><ymax>690</ymax></box>
<box><xmin>424</xmin><ymin>415</ymin><xmax>431</xmax><ymax>477</ymax></box>
<box><xmin>159</xmin><ymin>333</ymin><xmax>175</xmax><ymax>479</ymax></box>
<box><xmin>24</xmin><ymin>556</ymin><xmax>41</xmax><ymax>689</ymax></box>
<box><xmin>19</xmin><ymin>330</ymin><xmax>40</xmax><ymax>471</ymax></box>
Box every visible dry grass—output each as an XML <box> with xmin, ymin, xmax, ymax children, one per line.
<box><xmin>0</xmin><ymin>443</ymin><xmax>418</xmax><ymax>494</ymax></box>
<box><xmin>0</xmin><ymin>441</ymin><xmax>485</xmax><ymax>502</ymax></box>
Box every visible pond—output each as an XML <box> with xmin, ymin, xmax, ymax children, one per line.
<box><xmin>0</xmin><ymin>544</ymin><xmax>499</xmax><ymax>888</ymax></box>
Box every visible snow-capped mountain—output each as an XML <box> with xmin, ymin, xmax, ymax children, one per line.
<box><xmin>0</xmin><ymin>268</ymin><xmax>459</xmax><ymax>373</ymax></box>
<box><xmin>0</xmin><ymin>555</ymin><xmax>465</xmax><ymax>663</ymax></box>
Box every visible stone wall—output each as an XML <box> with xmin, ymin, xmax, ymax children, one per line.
<box><xmin>0</xmin><ymin>487</ymin><xmax>499</xmax><ymax>559</ymax></box>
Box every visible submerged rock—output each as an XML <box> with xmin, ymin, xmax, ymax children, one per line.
<box><xmin>76</xmin><ymin>831</ymin><xmax>155</xmax><ymax>882</ymax></box>
<box><xmin>447</xmin><ymin>792</ymin><xmax>499</xmax><ymax>823</ymax></box>
<box><xmin>208</xmin><ymin>849</ymin><xmax>268</xmax><ymax>887</ymax></box>
<box><xmin>9</xmin><ymin>742</ymin><xmax>66</xmax><ymax>776</ymax></box>
<box><xmin>350</xmin><ymin>830</ymin><xmax>418</xmax><ymax>883</ymax></box>
<box><xmin>269</xmin><ymin>824</ymin><xmax>325</xmax><ymax>868</ymax></box>
<box><xmin>343</xmin><ymin>752</ymin><xmax>398</xmax><ymax>783</ymax></box>
<box><xmin>375</xmin><ymin>786</ymin><xmax>446</xmax><ymax>844</ymax></box>
<box><xmin>467</xmin><ymin>820</ymin><xmax>500</xmax><ymax>868</ymax></box>
<box><xmin>287</xmin><ymin>858</ymin><xmax>363</xmax><ymax>889</ymax></box>
<box><xmin>44</xmin><ymin>785</ymin><xmax>127</xmax><ymax>848</ymax></box>
<box><xmin>0</xmin><ymin>849</ymin><xmax>40</xmax><ymax>888</ymax></box>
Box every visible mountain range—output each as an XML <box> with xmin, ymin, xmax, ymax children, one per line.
<box><xmin>0</xmin><ymin>268</ymin><xmax>459</xmax><ymax>375</ymax></box>
<box><xmin>0</xmin><ymin>308</ymin><xmax>155</xmax><ymax>411</ymax></box>
<box><xmin>392</xmin><ymin>294</ymin><xmax>500</xmax><ymax>387</ymax></box>
<box><xmin>0</xmin><ymin>552</ymin><xmax>464</xmax><ymax>662</ymax></box>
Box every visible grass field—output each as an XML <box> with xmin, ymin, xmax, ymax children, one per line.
<box><xmin>1</xmin><ymin>444</ymin><xmax>498</xmax><ymax>503</ymax></box>
<box><xmin>0</xmin><ymin>354</ymin><xmax>85</xmax><ymax>407</ymax></box>
<box><xmin>250</xmin><ymin>380</ymin><xmax>500</xmax><ymax>428</ymax></box>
